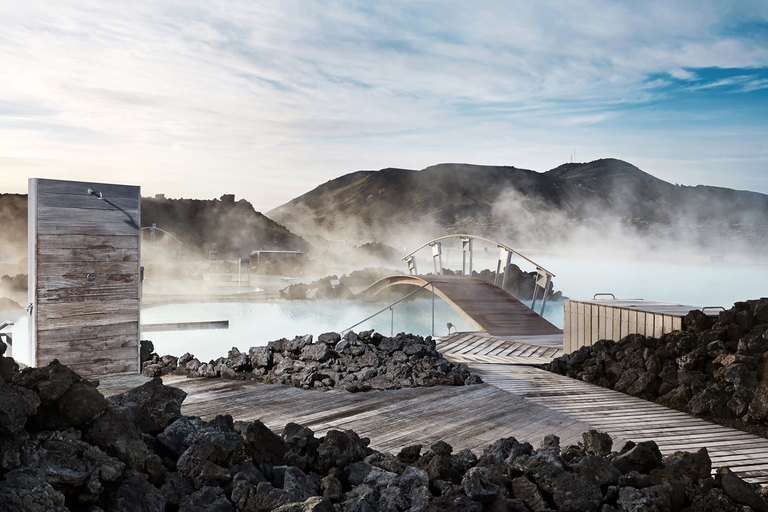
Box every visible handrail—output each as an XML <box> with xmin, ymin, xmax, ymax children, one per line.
<box><xmin>592</xmin><ymin>293</ymin><xmax>616</xmax><ymax>300</ymax></box>
<box><xmin>401</xmin><ymin>234</ymin><xmax>555</xmax><ymax>277</ymax></box>
<box><xmin>341</xmin><ymin>280</ymin><xmax>442</xmax><ymax>336</ymax></box>
<box><xmin>140</xmin><ymin>226</ymin><xmax>183</xmax><ymax>247</ymax></box>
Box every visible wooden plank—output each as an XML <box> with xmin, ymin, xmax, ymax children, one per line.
<box><xmin>604</xmin><ymin>306</ymin><xmax>613</xmax><ymax>341</ymax></box>
<box><xmin>613</xmin><ymin>307</ymin><xmax>622</xmax><ymax>341</ymax></box>
<box><xmin>598</xmin><ymin>305</ymin><xmax>606</xmax><ymax>341</ymax></box>
<box><xmin>563</xmin><ymin>301</ymin><xmax>571</xmax><ymax>353</ymax></box>
<box><xmin>36</xmin><ymin>179</ymin><xmax>139</xmax><ymax>205</ymax></box>
<box><xmin>37</xmin><ymin>205</ymin><xmax>139</xmax><ymax>225</ymax></box>
<box><xmin>38</xmin><ymin>260</ymin><xmax>139</xmax><ymax>277</ymax></box>
<box><xmin>37</xmin><ymin>234</ymin><xmax>138</xmax><ymax>250</ymax></box>
<box><xmin>628</xmin><ymin>309</ymin><xmax>638</xmax><ymax>335</ymax></box>
<box><xmin>36</xmin><ymin>299</ymin><xmax>139</xmax><ymax>320</ymax></box>
<box><xmin>38</xmin><ymin>220</ymin><xmax>139</xmax><ymax>237</ymax></box>
<box><xmin>654</xmin><ymin>314</ymin><xmax>664</xmax><ymax>338</ymax></box>
<box><xmin>35</xmin><ymin>320</ymin><xmax>139</xmax><ymax>345</ymax></box>
<box><xmin>645</xmin><ymin>312</ymin><xmax>654</xmax><ymax>338</ymax></box>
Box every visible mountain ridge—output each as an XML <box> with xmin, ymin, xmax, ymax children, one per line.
<box><xmin>268</xmin><ymin>158</ymin><xmax>768</xmax><ymax>256</ymax></box>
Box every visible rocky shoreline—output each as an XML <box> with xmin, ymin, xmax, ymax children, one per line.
<box><xmin>544</xmin><ymin>298</ymin><xmax>768</xmax><ymax>439</ymax></box>
<box><xmin>141</xmin><ymin>330</ymin><xmax>483</xmax><ymax>392</ymax></box>
<box><xmin>1</xmin><ymin>343</ymin><xmax>767</xmax><ymax>511</ymax></box>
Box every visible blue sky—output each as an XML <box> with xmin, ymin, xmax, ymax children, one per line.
<box><xmin>1</xmin><ymin>0</ymin><xmax>767</xmax><ymax>210</ymax></box>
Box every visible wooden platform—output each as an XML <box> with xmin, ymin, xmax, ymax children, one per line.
<box><xmin>435</xmin><ymin>332</ymin><xmax>564</xmax><ymax>364</ymax></box>
<box><xmin>100</xmin><ymin>331</ymin><xmax>768</xmax><ymax>485</ymax></box>
<box><xmin>362</xmin><ymin>275</ymin><xmax>562</xmax><ymax>336</ymax></box>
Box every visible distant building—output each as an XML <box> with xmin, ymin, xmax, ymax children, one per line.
<box><xmin>249</xmin><ymin>250</ymin><xmax>306</xmax><ymax>266</ymax></box>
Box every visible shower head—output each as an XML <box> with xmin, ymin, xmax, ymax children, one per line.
<box><xmin>87</xmin><ymin>188</ymin><xmax>104</xmax><ymax>199</ymax></box>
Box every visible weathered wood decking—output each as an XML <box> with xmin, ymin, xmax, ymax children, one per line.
<box><xmin>113</xmin><ymin>332</ymin><xmax>768</xmax><ymax>485</ymax></box>
<box><xmin>362</xmin><ymin>275</ymin><xmax>562</xmax><ymax>336</ymax></box>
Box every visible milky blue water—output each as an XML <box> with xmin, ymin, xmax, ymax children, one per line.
<box><xmin>5</xmin><ymin>259</ymin><xmax>766</xmax><ymax>365</ymax></box>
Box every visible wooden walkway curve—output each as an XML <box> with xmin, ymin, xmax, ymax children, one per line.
<box><xmin>104</xmin><ymin>332</ymin><xmax>768</xmax><ymax>486</ymax></box>
<box><xmin>360</xmin><ymin>275</ymin><xmax>562</xmax><ymax>336</ymax></box>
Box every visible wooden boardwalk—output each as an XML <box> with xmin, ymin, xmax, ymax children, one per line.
<box><xmin>160</xmin><ymin>375</ymin><xmax>598</xmax><ymax>456</ymax></box>
<box><xmin>362</xmin><ymin>275</ymin><xmax>562</xmax><ymax>336</ymax></box>
<box><xmin>97</xmin><ymin>330</ymin><xmax>768</xmax><ymax>486</ymax></box>
<box><xmin>435</xmin><ymin>332</ymin><xmax>564</xmax><ymax>364</ymax></box>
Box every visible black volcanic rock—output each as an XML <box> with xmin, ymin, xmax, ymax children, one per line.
<box><xmin>0</xmin><ymin>347</ymin><xmax>766</xmax><ymax>511</ymax></box>
<box><xmin>545</xmin><ymin>297</ymin><xmax>768</xmax><ymax>437</ymax></box>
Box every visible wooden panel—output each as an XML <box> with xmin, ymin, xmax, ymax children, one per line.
<box><xmin>613</xmin><ymin>308</ymin><xmax>622</xmax><ymax>341</ymax></box>
<box><xmin>621</xmin><ymin>309</ymin><xmax>629</xmax><ymax>339</ymax></box>
<box><xmin>562</xmin><ymin>302</ymin><xmax>569</xmax><ymax>353</ymax></box>
<box><xmin>570</xmin><ymin>302</ymin><xmax>578</xmax><ymax>352</ymax></box>
<box><xmin>663</xmin><ymin>315</ymin><xmax>674</xmax><ymax>334</ymax></box>
<box><xmin>37</xmin><ymin>234</ymin><xmax>138</xmax><ymax>250</ymax></box>
<box><xmin>590</xmin><ymin>305</ymin><xmax>598</xmax><ymax>345</ymax></box>
<box><xmin>672</xmin><ymin>317</ymin><xmax>682</xmax><ymax>331</ymax></box>
<box><xmin>654</xmin><ymin>314</ymin><xmax>664</xmax><ymax>338</ymax></box>
<box><xmin>38</xmin><ymin>220</ymin><xmax>139</xmax><ymax>237</ymax></box>
<box><xmin>30</xmin><ymin>178</ymin><xmax>140</xmax><ymax>377</ymax></box>
<box><xmin>604</xmin><ymin>306</ymin><xmax>613</xmax><ymax>341</ymax></box>
<box><xmin>577</xmin><ymin>302</ymin><xmax>586</xmax><ymax>347</ymax></box>
<box><xmin>37</xmin><ymin>245</ymin><xmax>138</xmax><ymax>264</ymax></box>
<box><xmin>628</xmin><ymin>309</ymin><xmax>637</xmax><ymax>335</ymax></box>
<box><xmin>598</xmin><ymin>305</ymin><xmax>607</xmax><ymax>341</ymax></box>
<box><xmin>646</xmin><ymin>312</ymin><xmax>654</xmax><ymax>337</ymax></box>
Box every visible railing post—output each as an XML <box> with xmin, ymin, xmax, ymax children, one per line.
<box><xmin>406</xmin><ymin>255</ymin><xmax>418</xmax><ymax>275</ymax></box>
<box><xmin>431</xmin><ymin>282</ymin><xmax>435</xmax><ymax>337</ymax></box>
<box><xmin>494</xmin><ymin>246</ymin><xmax>507</xmax><ymax>287</ymax></box>
<box><xmin>390</xmin><ymin>307</ymin><xmax>394</xmax><ymax>337</ymax></box>
<box><xmin>461</xmin><ymin>237</ymin><xmax>473</xmax><ymax>276</ymax></box>
<box><xmin>531</xmin><ymin>269</ymin><xmax>551</xmax><ymax>313</ymax></box>
<box><xmin>430</xmin><ymin>242</ymin><xmax>443</xmax><ymax>275</ymax></box>
<box><xmin>501</xmin><ymin>251</ymin><xmax>512</xmax><ymax>290</ymax></box>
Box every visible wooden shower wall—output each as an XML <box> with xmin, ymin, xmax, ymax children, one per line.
<box><xmin>28</xmin><ymin>178</ymin><xmax>141</xmax><ymax>376</ymax></box>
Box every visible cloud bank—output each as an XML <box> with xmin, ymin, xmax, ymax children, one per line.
<box><xmin>0</xmin><ymin>0</ymin><xmax>767</xmax><ymax>209</ymax></box>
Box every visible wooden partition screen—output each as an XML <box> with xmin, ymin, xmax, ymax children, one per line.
<box><xmin>28</xmin><ymin>178</ymin><xmax>141</xmax><ymax>376</ymax></box>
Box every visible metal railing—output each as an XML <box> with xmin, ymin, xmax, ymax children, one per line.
<box><xmin>401</xmin><ymin>234</ymin><xmax>555</xmax><ymax>317</ymax></box>
<box><xmin>342</xmin><ymin>281</ymin><xmax>442</xmax><ymax>337</ymax></box>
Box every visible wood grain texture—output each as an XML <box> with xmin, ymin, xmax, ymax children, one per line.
<box><xmin>30</xmin><ymin>178</ymin><xmax>141</xmax><ymax>377</ymax></box>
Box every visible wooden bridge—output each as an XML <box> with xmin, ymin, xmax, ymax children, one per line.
<box><xmin>360</xmin><ymin>274</ymin><xmax>562</xmax><ymax>336</ymax></box>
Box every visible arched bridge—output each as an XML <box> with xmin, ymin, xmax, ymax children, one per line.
<box><xmin>362</xmin><ymin>274</ymin><xmax>561</xmax><ymax>336</ymax></box>
<box><xmin>360</xmin><ymin>235</ymin><xmax>562</xmax><ymax>337</ymax></box>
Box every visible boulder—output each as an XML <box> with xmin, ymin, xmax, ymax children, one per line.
<box><xmin>0</xmin><ymin>380</ymin><xmax>40</xmax><ymax>435</ymax></box>
<box><xmin>242</xmin><ymin>419</ymin><xmax>287</xmax><ymax>466</ymax></box>
<box><xmin>0</xmin><ymin>467</ymin><xmax>67</xmax><ymax>512</ymax></box>
<box><xmin>315</xmin><ymin>429</ymin><xmax>370</xmax><ymax>474</ymax></box>
<box><xmin>716</xmin><ymin>467</ymin><xmax>768</xmax><ymax>512</ymax></box>
<box><xmin>611</xmin><ymin>441</ymin><xmax>662</xmax><ymax>475</ymax></box>
<box><xmin>107</xmin><ymin>377</ymin><xmax>186</xmax><ymax>434</ymax></box>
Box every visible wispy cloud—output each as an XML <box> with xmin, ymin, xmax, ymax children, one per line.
<box><xmin>0</xmin><ymin>0</ymin><xmax>767</xmax><ymax>208</ymax></box>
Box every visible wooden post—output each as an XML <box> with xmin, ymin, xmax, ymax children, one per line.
<box><xmin>28</xmin><ymin>178</ymin><xmax>141</xmax><ymax>377</ymax></box>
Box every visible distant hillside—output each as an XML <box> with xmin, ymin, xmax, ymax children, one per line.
<box><xmin>142</xmin><ymin>194</ymin><xmax>310</xmax><ymax>259</ymax></box>
<box><xmin>0</xmin><ymin>194</ymin><xmax>309</xmax><ymax>262</ymax></box>
<box><xmin>0</xmin><ymin>193</ymin><xmax>28</xmax><ymax>263</ymax></box>
<box><xmin>267</xmin><ymin>159</ymin><xmax>768</xmax><ymax>257</ymax></box>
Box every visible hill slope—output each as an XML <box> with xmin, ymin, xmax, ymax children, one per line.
<box><xmin>268</xmin><ymin>159</ymin><xmax>768</xmax><ymax>257</ymax></box>
<box><xmin>0</xmin><ymin>194</ymin><xmax>310</xmax><ymax>262</ymax></box>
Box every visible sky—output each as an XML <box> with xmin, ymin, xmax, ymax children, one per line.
<box><xmin>1</xmin><ymin>0</ymin><xmax>768</xmax><ymax>212</ymax></box>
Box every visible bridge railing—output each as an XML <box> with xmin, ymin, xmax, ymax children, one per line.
<box><xmin>402</xmin><ymin>234</ymin><xmax>555</xmax><ymax>316</ymax></box>
<box><xmin>341</xmin><ymin>280</ymin><xmax>443</xmax><ymax>337</ymax></box>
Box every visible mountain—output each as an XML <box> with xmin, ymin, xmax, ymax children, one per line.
<box><xmin>0</xmin><ymin>193</ymin><xmax>310</xmax><ymax>263</ymax></box>
<box><xmin>267</xmin><ymin>159</ymin><xmax>768</xmax><ymax>257</ymax></box>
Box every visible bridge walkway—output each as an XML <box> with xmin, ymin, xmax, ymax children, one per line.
<box><xmin>362</xmin><ymin>274</ymin><xmax>562</xmax><ymax>336</ymax></box>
